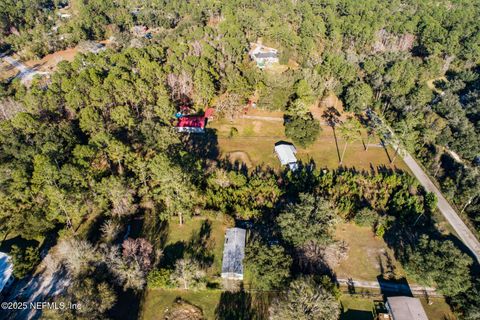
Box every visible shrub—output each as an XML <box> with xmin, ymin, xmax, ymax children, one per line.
<box><xmin>353</xmin><ymin>208</ymin><xmax>378</xmax><ymax>227</ymax></box>
<box><xmin>147</xmin><ymin>268</ymin><xmax>174</xmax><ymax>288</ymax></box>
<box><xmin>375</xmin><ymin>224</ymin><xmax>385</xmax><ymax>238</ymax></box>
<box><xmin>229</xmin><ymin>127</ymin><xmax>238</xmax><ymax>138</ymax></box>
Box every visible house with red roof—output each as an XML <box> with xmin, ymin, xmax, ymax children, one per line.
<box><xmin>175</xmin><ymin>108</ymin><xmax>214</xmax><ymax>133</ymax></box>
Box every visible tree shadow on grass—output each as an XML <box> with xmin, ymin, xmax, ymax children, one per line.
<box><xmin>184</xmin><ymin>129</ymin><xmax>220</xmax><ymax>160</ymax></box>
<box><xmin>142</xmin><ymin>210</ymin><xmax>169</xmax><ymax>250</ymax></box>
<box><xmin>186</xmin><ymin>220</ymin><xmax>215</xmax><ymax>269</ymax></box>
<box><xmin>215</xmin><ymin>287</ymin><xmax>257</xmax><ymax>320</ymax></box>
<box><xmin>160</xmin><ymin>220</ymin><xmax>215</xmax><ymax>269</ymax></box>
<box><xmin>161</xmin><ymin>241</ymin><xmax>186</xmax><ymax>269</ymax></box>
<box><xmin>340</xmin><ymin>308</ymin><xmax>374</xmax><ymax>320</ymax></box>
<box><xmin>108</xmin><ymin>288</ymin><xmax>141</xmax><ymax>320</ymax></box>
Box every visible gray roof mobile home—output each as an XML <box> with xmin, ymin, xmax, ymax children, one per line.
<box><xmin>386</xmin><ymin>296</ymin><xmax>429</xmax><ymax>320</ymax></box>
<box><xmin>221</xmin><ymin>228</ymin><xmax>246</xmax><ymax>280</ymax></box>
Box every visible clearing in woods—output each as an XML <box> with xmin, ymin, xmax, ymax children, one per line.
<box><xmin>209</xmin><ymin>104</ymin><xmax>408</xmax><ymax>171</ymax></box>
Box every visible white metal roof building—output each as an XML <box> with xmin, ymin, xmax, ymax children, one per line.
<box><xmin>0</xmin><ymin>252</ymin><xmax>14</xmax><ymax>294</ymax></box>
<box><xmin>386</xmin><ymin>296</ymin><xmax>429</xmax><ymax>320</ymax></box>
<box><xmin>221</xmin><ymin>228</ymin><xmax>246</xmax><ymax>280</ymax></box>
<box><xmin>274</xmin><ymin>142</ymin><xmax>298</xmax><ymax>171</ymax></box>
<box><xmin>249</xmin><ymin>43</ymin><xmax>279</xmax><ymax>69</ymax></box>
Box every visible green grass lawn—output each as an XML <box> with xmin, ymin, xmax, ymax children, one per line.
<box><xmin>141</xmin><ymin>289</ymin><xmax>222</xmax><ymax>320</ymax></box>
<box><xmin>161</xmin><ymin>216</ymin><xmax>232</xmax><ymax>276</ymax></box>
<box><xmin>208</xmin><ymin>114</ymin><xmax>408</xmax><ymax>172</ymax></box>
<box><xmin>420</xmin><ymin>297</ymin><xmax>457</xmax><ymax>320</ymax></box>
<box><xmin>340</xmin><ymin>296</ymin><xmax>375</xmax><ymax>320</ymax></box>
<box><xmin>141</xmin><ymin>289</ymin><xmax>271</xmax><ymax>320</ymax></box>
<box><xmin>334</xmin><ymin>223</ymin><xmax>407</xmax><ymax>282</ymax></box>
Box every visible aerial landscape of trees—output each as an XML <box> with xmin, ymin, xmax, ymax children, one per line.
<box><xmin>1</xmin><ymin>0</ymin><xmax>480</xmax><ymax>319</ymax></box>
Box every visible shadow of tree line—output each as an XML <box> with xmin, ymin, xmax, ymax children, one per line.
<box><xmin>160</xmin><ymin>219</ymin><xmax>215</xmax><ymax>270</ymax></box>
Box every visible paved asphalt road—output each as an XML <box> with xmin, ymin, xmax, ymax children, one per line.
<box><xmin>402</xmin><ymin>152</ymin><xmax>480</xmax><ymax>262</ymax></box>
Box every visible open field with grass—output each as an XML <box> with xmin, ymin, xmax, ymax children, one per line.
<box><xmin>141</xmin><ymin>288</ymin><xmax>271</xmax><ymax>320</ymax></box>
<box><xmin>141</xmin><ymin>289</ymin><xmax>456</xmax><ymax>320</ymax></box>
<box><xmin>420</xmin><ymin>297</ymin><xmax>457</xmax><ymax>320</ymax></box>
<box><xmin>208</xmin><ymin>109</ymin><xmax>408</xmax><ymax>171</ymax></box>
<box><xmin>161</xmin><ymin>216</ymin><xmax>232</xmax><ymax>276</ymax></box>
<box><xmin>334</xmin><ymin>223</ymin><xmax>407</xmax><ymax>282</ymax></box>
<box><xmin>340</xmin><ymin>296</ymin><xmax>376</xmax><ymax>320</ymax></box>
<box><xmin>141</xmin><ymin>289</ymin><xmax>222</xmax><ymax>320</ymax></box>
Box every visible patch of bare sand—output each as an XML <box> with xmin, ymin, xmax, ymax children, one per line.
<box><xmin>311</xmin><ymin>93</ymin><xmax>353</xmax><ymax>122</ymax></box>
<box><xmin>24</xmin><ymin>47</ymin><xmax>79</xmax><ymax>72</ymax></box>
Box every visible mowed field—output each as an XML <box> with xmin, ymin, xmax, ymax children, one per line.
<box><xmin>208</xmin><ymin>109</ymin><xmax>408</xmax><ymax>171</ymax></box>
<box><xmin>334</xmin><ymin>223</ymin><xmax>407</xmax><ymax>282</ymax></box>
<box><xmin>162</xmin><ymin>216</ymin><xmax>231</xmax><ymax>276</ymax></box>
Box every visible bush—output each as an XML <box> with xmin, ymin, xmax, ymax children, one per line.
<box><xmin>147</xmin><ymin>268</ymin><xmax>174</xmax><ymax>288</ymax></box>
<box><xmin>229</xmin><ymin>127</ymin><xmax>238</xmax><ymax>138</ymax></box>
<box><xmin>353</xmin><ymin>208</ymin><xmax>378</xmax><ymax>227</ymax></box>
<box><xmin>375</xmin><ymin>223</ymin><xmax>385</xmax><ymax>238</ymax></box>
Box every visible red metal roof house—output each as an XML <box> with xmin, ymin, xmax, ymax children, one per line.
<box><xmin>175</xmin><ymin>108</ymin><xmax>214</xmax><ymax>133</ymax></box>
<box><xmin>176</xmin><ymin>115</ymin><xmax>206</xmax><ymax>133</ymax></box>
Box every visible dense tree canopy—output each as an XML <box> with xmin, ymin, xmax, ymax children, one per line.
<box><xmin>269</xmin><ymin>276</ymin><xmax>340</xmax><ymax>320</ymax></box>
<box><xmin>277</xmin><ymin>193</ymin><xmax>336</xmax><ymax>247</ymax></box>
<box><xmin>1</xmin><ymin>0</ymin><xmax>480</xmax><ymax>318</ymax></box>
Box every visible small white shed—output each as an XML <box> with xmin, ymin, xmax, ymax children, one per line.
<box><xmin>221</xmin><ymin>228</ymin><xmax>246</xmax><ymax>281</ymax></box>
<box><xmin>274</xmin><ymin>142</ymin><xmax>298</xmax><ymax>170</ymax></box>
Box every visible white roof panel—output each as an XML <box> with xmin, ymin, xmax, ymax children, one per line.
<box><xmin>274</xmin><ymin>144</ymin><xmax>297</xmax><ymax>166</ymax></box>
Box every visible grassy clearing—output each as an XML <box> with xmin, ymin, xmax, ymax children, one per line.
<box><xmin>141</xmin><ymin>289</ymin><xmax>271</xmax><ymax>320</ymax></box>
<box><xmin>334</xmin><ymin>223</ymin><xmax>407</xmax><ymax>282</ymax></box>
<box><xmin>208</xmin><ymin>111</ymin><xmax>408</xmax><ymax>172</ymax></box>
<box><xmin>141</xmin><ymin>289</ymin><xmax>222</xmax><ymax>320</ymax></box>
<box><xmin>162</xmin><ymin>216</ymin><xmax>232</xmax><ymax>276</ymax></box>
<box><xmin>340</xmin><ymin>296</ymin><xmax>375</xmax><ymax>320</ymax></box>
<box><xmin>420</xmin><ymin>297</ymin><xmax>457</xmax><ymax>320</ymax></box>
